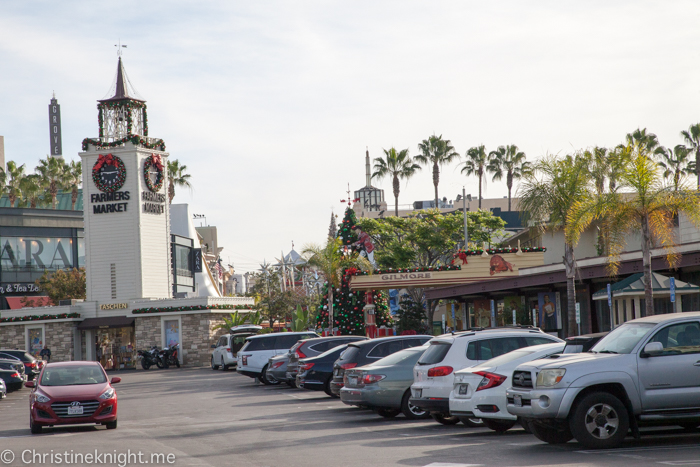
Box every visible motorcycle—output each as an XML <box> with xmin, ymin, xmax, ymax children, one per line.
<box><xmin>137</xmin><ymin>346</ymin><xmax>164</xmax><ymax>370</ymax></box>
<box><xmin>161</xmin><ymin>343</ymin><xmax>180</xmax><ymax>368</ymax></box>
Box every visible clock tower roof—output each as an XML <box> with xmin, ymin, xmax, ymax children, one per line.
<box><xmin>98</xmin><ymin>57</ymin><xmax>145</xmax><ymax>104</ymax></box>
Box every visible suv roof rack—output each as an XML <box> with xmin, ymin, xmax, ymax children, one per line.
<box><xmin>466</xmin><ymin>325</ymin><xmax>542</xmax><ymax>332</ymax></box>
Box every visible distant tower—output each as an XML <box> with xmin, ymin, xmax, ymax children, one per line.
<box><xmin>354</xmin><ymin>147</ymin><xmax>385</xmax><ymax>211</ymax></box>
<box><xmin>48</xmin><ymin>93</ymin><xmax>63</xmax><ymax>158</ymax></box>
<box><xmin>328</xmin><ymin>211</ymin><xmax>337</xmax><ymax>239</ymax></box>
<box><xmin>80</xmin><ymin>57</ymin><xmax>170</xmax><ymax>303</ymax></box>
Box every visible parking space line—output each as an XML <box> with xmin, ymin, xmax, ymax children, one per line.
<box><xmin>577</xmin><ymin>445</ymin><xmax>700</xmax><ymax>454</ymax></box>
<box><xmin>657</xmin><ymin>462</ymin><xmax>700</xmax><ymax>466</ymax></box>
<box><xmin>422</xmin><ymin>463</ymin><xmax>484</xmax><ymax>467</ymax></box>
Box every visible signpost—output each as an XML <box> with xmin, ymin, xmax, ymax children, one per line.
<box><xmin>670</xmin><ymin>277</ymin><xmax>676</xmax><ymax>303</ymax></box>
<box><xmin>450</xmin><ymin>303</ymin><xmax>456</xmax><ymax>331</ymax></box>
<box><xmin>575</xmin><ymin>302</ymin><xmax>581</xmax><ymax>336</ymax></box>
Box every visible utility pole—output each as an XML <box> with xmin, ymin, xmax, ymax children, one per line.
<box><xmin>463</xmin><ymin>187</ymin><xmax>469</xmax><ymax>249</ymax></box>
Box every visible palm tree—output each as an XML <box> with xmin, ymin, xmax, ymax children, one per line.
<box><xmin>35</xmin><ymin>157</ymin><xmax>67</xmax><ymax>209</ymax></box>
<box><xmin>303</xmin><ymin>238</ymin><xmax>371</xmax><ymax>332</ymax></box>
<box><xmin>415</xmin><ymin>134</ymin><xmax>460</xmax><ymax>208</ymax></box>
<box><xmin>20</xmin><ymin>174</ymin><xmax>45</xmax><ymax>208</ymax></box>
<box><xmin>213</xmin><ymin>311</ymin><xmax>247</xmax><ymax>331</ymax></box>
<box><xmin>518</xmin><ymin>154</ymin><xmax>592</xmax><ymax>335</ymax></box>
<box><xmin>461</xmin><ymin>145</ymin><xmax>491</xmax><ymax>209</ymax></box>
<box><xmin>167</xmin><ymin>159</ymin><xmax>192</xmax><ymax>204</ymax></box>
<box><xmin>64</xmin><ymin>160</ymin><xmax>82</xmax><ymax>210</ymax></box>
<box><xmin>656</xmin><ymin>145</ymin><xmax>692</xmax><ymax>191</ymax></box>
<box><xmin>568</xmin><ymin>146</ymin><xmax>700</xmax><ymax>318</ymax></box>
<box><xmin>680</xmin><ymin>123</ymin><xmax>700</xmax><ymax>188</ymax></box>
<box><xmin>487</xmin><ymin>145</ymin><xmax>530</xmax><ymax>211</ymax></box>
<box><xmin>5</xmin><ymin>161</ymin><xmax>26</xmax><ymax>208</ymax></box>
<box><xmin>623</xmin><ymin>127</ymin><xmax>660</xmax><ymax>154</ymax></box>
<box><xmin>371</xmin><ymin>147</ymin><xmax>421</xmax><ymax>216</ymax></box>
<box><xmin>0</xmin><ymin>166</ymin><xmax>6</xmax><ymax>202</ymax></box>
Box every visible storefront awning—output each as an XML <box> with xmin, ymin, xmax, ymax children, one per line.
<box><xmin>77</xmin><ymin>317</ymin><xmax>135</xmax><ymax>330</ymax></box>
<box><xmin>592</xmin><ymin>272</ymin><xmax>700</xmax><ymax>300</ymax></box>
<box><xmin>4</xmin><ymin>296</ymin><xmax>51</xmax><ymax>309</ymax></box>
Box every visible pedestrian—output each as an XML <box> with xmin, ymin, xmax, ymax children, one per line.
<box><xmin>39</xmin><ymin>345</ymin><xmax>51</xmax><ymax>362</ymax></box>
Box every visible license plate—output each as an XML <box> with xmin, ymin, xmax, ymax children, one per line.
<box><xmin>347</xmin><ymin>377</ymin><xmax>357</xmax><ymax>386</ymax></box>
<box><xmin>414</xmin><ymin>389</ymin><xmax>422</xmax><ymax>398</ymax></box>
<box><xmin>514</xmin><ymin>395</ymin><xmax>522</xmax><ymax>407</ymax></box>
<box><xmin>68</xmin><ymin>406</ymin><xmax>84</xmax><ymax>415</ymax></box>
<box><xmin>242</xmin><ymin>356</ymin><xmax>248</xmax><ymax>365</ymax></box>
<box><xmin>458</xmin><ymin>384</ymin><xmax>468</xmax><ymax>395</ymax></box>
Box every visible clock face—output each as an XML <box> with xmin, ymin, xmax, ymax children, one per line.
<box><xmin>92</xmin><ymin>154</ymin><xmax>126</xmax><ymax>193</ymax></box>
<box><xmin>98</xmin><ymin>166</ymin><xmax>120</xmax><ymax>187</ymax></box>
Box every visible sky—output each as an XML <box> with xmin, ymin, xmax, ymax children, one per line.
<box><xmin>1</xmin><ymin>1</ymin><xmax>700</xmax><ymax>273</ymax></box>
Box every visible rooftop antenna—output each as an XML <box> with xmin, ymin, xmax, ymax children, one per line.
<box><xmin>340</xmin><ymin>183</ymin><xmax>360</xmax><ymax>207</ymax></box>
<box><xmin>115</xmin><ymin>40</ymin><xmax>127</xmax><ymax>56</ymax></box>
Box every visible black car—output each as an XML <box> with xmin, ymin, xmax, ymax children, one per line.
<box><xmin>297</xmin><ymin>344</ymin><xmax>351</xmax><ymax>397</ymax></box>
<box><xmin>562</xmin><ymin>332</ymin><xmax>608</xmax><ymax>353</ymax></box>
<box><xmin>286</xmin><ymin>336</ymin><xmax>368</xmax><ymax>386</ymax></box>
<box><xmin>330</xmin><ymin>335</ymin><xmax>432</xmax><ymax>396</ymax></box>
<box><xmin>0</xmin><ymin>358</ymin><xmax>27</xmax><ymax>390</ymax></box>
<box><xmin>0</xmin><ymin>350</ymin><xmax>40</xmax><ymax>380</ymax></box>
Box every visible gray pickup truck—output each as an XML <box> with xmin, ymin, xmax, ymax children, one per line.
<box><xmin>506</xmin><ymin>312</ymin><xmax>700</xmax><ymax>448</ymax></box>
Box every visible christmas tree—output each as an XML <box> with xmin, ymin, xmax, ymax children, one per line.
<box><xmin>315</xmin><ymin>207</ymin><xmax>392</xmax><ymax>335</ymax></box>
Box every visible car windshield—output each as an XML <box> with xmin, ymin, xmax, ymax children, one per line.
<box><xmin>315</xmin><ymin>344</ymin><xmax>348</xmax><ymax>359</ymax></box>
<box><xmin>590</xmin><ymin>323</ymin><xmax>656</xmax><ymax>354</ymax></box>
<box><xmin>40</xmin><ymin>365</ymin><xmax>107</xmax><ymax>386</ymax></box>
<box><xmin>372</xmin><ymin>347</ymin><xmax>426</xmax><ymax>366</ymax></box>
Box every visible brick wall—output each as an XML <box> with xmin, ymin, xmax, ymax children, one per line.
<box><xmin>0</xmin><ymin>324</ymin><xmax>25</xmax><ymax>350</ymax></box>
<box><xmin>180</xmin><ymin>314</ymin><xmax>227</xmax><ymax>367</ymax></box>
<box><xmin>45</xmin><ymin>322</ymin><xmax>76</xmax><ymax>362</ymax></box>
<box><xmin>135</xmin><ymin>316</ymin><xmax>162</xmax><ymax>352</ymax></box>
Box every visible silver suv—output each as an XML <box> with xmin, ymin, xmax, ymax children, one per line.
<box><xmin>506</xmin><ymin>312</ymin><xmax>700</xmax><ymax>449</ymax></box>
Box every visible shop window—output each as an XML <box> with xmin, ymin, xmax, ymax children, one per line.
<box><xmin>26</xmin><ymin>326</ymin><xmax>45</xmax><ymax>359</ymax></box>
<box><xmin>96</xmin><ymin>327</ymin><xmax>135</xmax><ymax>370</ymax></box>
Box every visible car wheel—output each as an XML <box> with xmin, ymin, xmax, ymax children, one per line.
<box><xmin>260</xmin><ymin>365</ymin><xmax>280</xmax><ymax>385</ymax></box>
<box><xmin>211</xmin><ymin>357</ymin><xmax>220</xmax><ymax>370</ymax></box>
<box><xmin>287</xmin><ymin>380</ymin><xmax>297</xmax><ymax>388</ymax></box>
<box><xmin>401</xmin><ymin>390</ymin><xmax>431</xmax><ymax>420</ymax></box>
<box><xmin>519</xmin><ymin>417</ymin><xmax>532</xmax><ymax>433</ymax></box>
<box><xmin>324</xmin><ymin>378</ymin><xmax>338</xmax><ymax>398</ymax></box>
<box><xmin>375</xmin><ymin>408</ymin><xmax>401</xmax><ymax>418</ymax></box>
<box><xmin>221</xmin><ymin>357</ymin><xmax>228</xmax><ymax>371</ymax></box>
<box><xmin>569</xmin><ymin>392</ymin><xmax>629</xmax><ymax>449</ymax></box>
<box><xmin>431</xmin><ymin>413</ymin><xmax>460</xmax><ymax>425</ymax></box>
<box><xmin>30</xmin><ymin>416</ymin><xmax>42</xmax><ymax>435</ymax></box>
<box><xmin>141</xmin><ymin>360</ymin><xmax>151</xmax><ymax>370</ymax></box>
<box><xmin>528</xmin><ymin>420</ymin><xmax>573</xmax><ymax>444</ymax></box>
<box><xmin>482</xmin><ymin>419</ymin><xmax>517</xmax><ymax>432</ymax></box>
<box><xmin>459</xmin><ymin>417</ymin><xmax>484</xmax><ymax>427</ymax></box>
<box><xmin>105</xmin><ymin>420</ymin><xmax>117</xmax><ymax>430</ymax></box>
<box><xmin>175</xmin><ymin>359</ymin><xmax>180</xmax><ymax>368</ymax></box>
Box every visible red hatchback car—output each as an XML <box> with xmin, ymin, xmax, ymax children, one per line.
<box><xmin>25</xmin><ymin>361</ymin><xmax>120</xmax><ymax>434</ymax></box>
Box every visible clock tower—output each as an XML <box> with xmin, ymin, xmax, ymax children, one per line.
<box><xmin>80</xmin><ymin>57</ymin><xmax>172</xmax><ymax>303</ymax></box>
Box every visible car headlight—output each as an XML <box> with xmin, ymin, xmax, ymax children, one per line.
<box><xmin>99</xmin><ymin>388</ymin><xmax>115</xmax><ymax>400</ymax></box>
<box><xmin>35</xmin><ymin>393</ymin><xmax>50</xmax><ymax>403</ymax></box>
<box><xmin>536</xmin><ymin>369</ymin><xmax>566</xmax><ymax>387</ymax></box>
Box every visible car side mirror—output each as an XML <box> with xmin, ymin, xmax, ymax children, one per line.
<box><xmin>24</xmin><ymin>381</ymin><xmax>35</xmax><ymax>388</ymax></box>
<box><xmin>110</xmin><ymin>377</ymin><xmax>122</xmax><ymax>384</ymax></box>
<box><xmin>211</xmin><ymin>344</ymin><xmax>216</xmax><ymax>349</ymax></box>
<box><xmin>641</xmin><ymin>342</ymin><xmax>664</xmax><ymax>357</ymax></box>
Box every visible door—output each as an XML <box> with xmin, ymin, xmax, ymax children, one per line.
<box><xmin>638</xmin><ymin>321</ymin><xmax>700</xmax><ymax>411</ymax></box>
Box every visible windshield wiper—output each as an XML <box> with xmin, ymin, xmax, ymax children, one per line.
<box><xmin>597</xmin><ymin>350</ymin><xmax>618</xmax><ymax>354</ymax></box>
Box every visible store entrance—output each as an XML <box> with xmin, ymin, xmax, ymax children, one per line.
<box><xmin>95</xmin><ymin>326</ymin><xmax>136</xmax><ymax>370</ymax></box>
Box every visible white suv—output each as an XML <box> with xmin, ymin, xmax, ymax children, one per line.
<box><xmin>237</xmin><ymin>331</ymin><xmax>318</xmax><ymax>384</ymax></box>
<box><xmin>211</xmin><ymin>325</ymin><xmax>262</xmax><ymax>371</ymax></box>
<box><xmin>410</xmin><ymin>327</ymin><xmax>563</xmax><ymax>425</ymax></box>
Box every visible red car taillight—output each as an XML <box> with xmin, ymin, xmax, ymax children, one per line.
<box><xmin>11</xmin><ymin>372</ymin><xmax>19</xmax><ymax>378</ymax></box>
<box><xmin>295</xmin><ymin>349</ymin><xmax>307</xmax><ymax>359</ymax></box>
<box><xmin>226</xmin><ymin>348</ymin><xmax>231</xmax><ymax>352</ymax></box>
<box><xmin>361</xmin><ymin>374</ymin><xmax>385</xmax><ymax>385</ymax></box>
<box><xmin>26</xmin><ymin>362</ymin><xmax>37</xmax><ymax>369</ymax></box>
<box><xmin>427</xmin><ymin>366</ymin><xmax>453</xmax><ymax>377</ymax></box>
<box><xmin>474</xmin><ymin>371</ymin><xmax>507</xmax><ymax>391</ymax></box>
<box><xmin>300</xmin><ymin>363</ymin><xmax>314</xmax><ymax>371</ymax></box>
<box><xmin>340</xmin><ymin>363</ymin><xmax>357</xmax><ymax>370</ymax></box>
<box><xmin>271</xmin><ymin>361</ymin><xmax>285</xmax><ymax>369</ymax></box>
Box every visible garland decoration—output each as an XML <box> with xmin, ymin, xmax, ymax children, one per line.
<box><xmin>92</xmin><ymin>154</ymin><xmax>126</xmax><ymax>193</ymax></box>
<box><xmin>132</xmin><ymin>304</ymin><xmax>254</xmax><ymax>315</ymax></box>
<box><xmin>352</xmin><ymin>265</ymin><xmax>461</xmax><ymax>275</ymax></box>
<box><xmin>0</xmin><ymin>313</ymin><xmax>80</xmax><ymax>323</ymax></box>
<box><xmin>450</xmin><ymin>246</ymin><xmax>547</xmax><ymax>263</ymax></box>
<box><xmin>143</xmin><ymin>154</ymin><xmax>165</xmax><ymax>192</ymax></box>
<box><xmin>82</xmin><ymin>135</ymin><xmax>166</xmax><ymax>152</ymax></box>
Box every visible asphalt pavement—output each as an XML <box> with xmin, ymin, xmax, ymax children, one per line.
<box><xmin>0</xmin><ymin>368</ymin><xmax>699</xmax><ymax>467</ymax></box>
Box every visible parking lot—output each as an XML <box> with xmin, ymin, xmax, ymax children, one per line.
<box><xmin>1</xmin><ymin>368</ymin><xmax>700</xmax><ymax>467</ymax></box>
